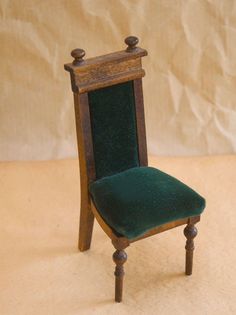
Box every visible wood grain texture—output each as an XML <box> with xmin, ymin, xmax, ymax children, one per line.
<box><xmin>113</xmin><ymin>249</ymin><xmax>128</xmax><ymax>302</ymax></box>
<box><xmin>73</xmin><ymin>93</ymin><xmax>95</xmax><ymax>251</ymax></box>
<box><xmin>131</xmin><ymin>216</ymin><xmax>200</xmax><ymax>243</ymax></box>
<box><xmin>133</xmin><ymin>79</ymin><xmax>148</xmax><ymax>166</ymax></box>
<box><xmin>184</xmin><ymin>220</ymin><xmax>198</xmax><ymax>275</ymax></box>
<box><xmin>64</xmin><ymin>48</ymin><xmax>147</xmax><ymax>93</ymax></box>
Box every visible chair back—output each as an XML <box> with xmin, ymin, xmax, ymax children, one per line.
<box><xmin>65</xmin><ymin>37</ymin><xmax>148</xmax><ymax>181</ymax></box>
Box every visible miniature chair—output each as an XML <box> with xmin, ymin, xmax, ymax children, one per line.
<box><xmin>64</xmin><ymin>36</ymin><xmax>205</xmax><ymax>302</ymax></box>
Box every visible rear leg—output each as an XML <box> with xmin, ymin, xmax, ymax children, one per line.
<box><xmin>78</xmin><ymin>194</ymin><xmax>94</xmax><ymax>251</ymax></box>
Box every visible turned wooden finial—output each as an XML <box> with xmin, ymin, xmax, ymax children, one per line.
<box><xmin>125</xmin><ymin>36</ymin><xmax>139</xmax><ymax>52</ymax></box>
<box><xmin>71</xmin><ymin>48</ymin><xmax>85</xmax><ymax>65</ymax></box>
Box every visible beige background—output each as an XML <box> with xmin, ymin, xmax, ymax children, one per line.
<box><xmin>1</xmin><ymin>0</ymin><xmax>236</xmax><ymax>161</ymax></box>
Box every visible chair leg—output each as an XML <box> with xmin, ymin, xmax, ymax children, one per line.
<box><xmin>184</xmin><ymin>222</ymin><xmax>198</xmax><ymax>275</ymax></box>
<box><xmin>78</xmin><ymin>202</ymin><xmax>94</xmax><ymax>252</ymax></box>
<box><xmin>112</xmin><ymin>247</ymin><xmax>128</xmax><ymax>302</ymax></box>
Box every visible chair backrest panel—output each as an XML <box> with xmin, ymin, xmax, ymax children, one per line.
<box><xmin>65</xmin><ymin>37</ymin><xmax>148</xmax><ymax>183</ymax></box>
<box><xmin>88</xmin><ymin>81</ymin><xmax>139</xmax><ymax>179</ymax></box>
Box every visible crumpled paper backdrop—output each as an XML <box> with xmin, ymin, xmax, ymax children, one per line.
<box><xmin>0</xmin><ymin>0</ymin><xmax>236</xmax><ymax>160</ymax></box>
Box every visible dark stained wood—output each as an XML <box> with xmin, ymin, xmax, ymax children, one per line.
<box><xmin>65</xmin><ymin>46</ymin><xmax>147</xmax><ymax>72</ymax></box>
<box><xmin>131</xmin><ymin>216</ymin><xmax>200</xmax><ymax>243</ymax></box>
<box><xmin>64</xmin><ymin>47</ymin><xmax>147</xmax><ymax>93</ymax></box>
<box><xmin>71</xmin><ymin>48</ymin><xmax>86</xmax><ymax>66</ymax></box>
<box><xmin>133</xmin><ymin>79</ymin><xmax>148</xmax><ymax>166</ymax></box>
<box><xmin>112</xmin><ymin>249</ymin><xmax>128</xmax><ymax>302</ymax></box>
<box><xmin>125</xmin><ymin>35</ymin><xmax>139</xmax><ymax>52</ymax></box>
<box><xmin>184</xmin><ymin>220</ymin><xmax>198</xmax><ymax>275</ymax></box>
<box><xmin>73</xmin><ymin>93</ymin><xmax>96</xmax><ymax>251</ymax></box>
<box><xmin>75</xmin><ymin>93</ymin><xmax>96</xmax><ymax>183</ymax></box>
<box><xmin>64</xmin><ymin>36</ymin><xmax>203</xmax><ymax>302</ymax></box>
<box><xmin>90</xmin><ymin>201</ymin><xmax>123</xmax><ymax>241</ymax></box>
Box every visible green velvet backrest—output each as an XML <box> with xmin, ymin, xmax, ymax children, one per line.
<box><xmin>88</xmin><ymin>81</ymin><xmax>139</xmax><ymax>180</ymax></box>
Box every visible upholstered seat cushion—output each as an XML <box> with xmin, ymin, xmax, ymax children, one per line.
<box><xmin>89</xmin><ymin>166</ymin><xmax>205</xmax><ymax>240</ymax></box>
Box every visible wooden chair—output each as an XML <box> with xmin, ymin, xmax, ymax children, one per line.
<box><xmin>64</xmin><ymin>36</ymin><xmax>205</xmax><ymax>302</ymax></box>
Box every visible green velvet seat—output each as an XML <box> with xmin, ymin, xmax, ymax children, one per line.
<box><xmin>90</xmin><ymin>166</ymin><xmax>205</xmax><ymax>240</ymax></box>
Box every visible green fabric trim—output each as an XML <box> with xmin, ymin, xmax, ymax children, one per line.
<box><xmin>88</xmin><ymin>81</ymin><xmax>139</xmax><ymax>179</ymax></box>
<box><xmin>89</xmin><ymin>166</ymin><xmax>206</xmax><ymax>240</ymax></box>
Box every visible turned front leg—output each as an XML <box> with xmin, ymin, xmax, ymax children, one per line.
<box><xmin>184</xmin><ymin>223</ymin><xmax>198</xmax><ymax>275</ymax></box>
<box><xmin>112</xmin><ymin>249</ymin><xmax>127</xmax><ymax>302</ymax></box>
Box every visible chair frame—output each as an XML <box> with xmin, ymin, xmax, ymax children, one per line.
<box><xmin>64</xmin><ymin>36</ymin><xmax>200</xmax><ymax>302</ymax></box>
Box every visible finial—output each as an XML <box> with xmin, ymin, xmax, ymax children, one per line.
<box><xmin>71</xmin><ymin>48</ymin><xmax>85</xmax><ymax>66</ymax></box>
<box><xmin>125</xmin><ymin>36</ymin><xmax>139</xmax><ymax>52</ymax></box>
